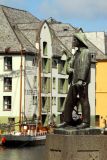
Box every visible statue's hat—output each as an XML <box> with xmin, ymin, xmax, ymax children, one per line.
<box><xmin>74</xmin><ymin>32</ymin><xmax>88</xmax><ymax>48</ymax></box>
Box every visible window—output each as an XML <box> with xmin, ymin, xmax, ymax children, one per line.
<box><xmin>4</xmin><ymin>77</ymin><xmax>12</xmax><ymax>92</ymax></box>
<box><xmin>58</xmin><ymin>59</ymin><xmax>66</xmax><ymax>74</ymax></box>
<box><xmin>42</xmin><ymin>58</ymin><xmax>48</xmax><ymax>72</ymax></box>
<box><xmin>42</xmin><ymin>77</ymin><xmax>47</xmax><ymax>93</ymax></box>
<box><xmin>32</xmin><ymin>57</ymin><xmax>36</xmax><ymax>66</ymax></box>
<box><xmin>42</xmin><ymin>58</ymin><xmax>50</xmax><ymax>73</ymax></box>
<box><xmin>33</xmin><ymin>96</ymin><xmax>37</xmax><ymax>105</ymax></box>
<box><xmin>95</xmin><ymin>115</ymin><xmax>100</xmax><ymax>127</ymax></box>
<box><xmin>8</xmin><ymin>117</ymin><xmax>15</xmax><ymax>130</ymax></box>
<box><xmin>58</xmin><ymin>97</ymin><xmax>65</xmax><ymax>112</ymax></box>
<box><xmin>42</xmin><ymin>115</ymin><xmax>47</xmax><ymax>125</ymax></box>
<box><xmin>3</xmin><ymin>96</ymin><xmax>11</xmax><ymax>111</ymax></box>
<box><xmin>8</xmin><ymin>117</ymin><xmax>15</xmax><ymax>124</ymax></box>
<box><xmin>53</xmin><ymin>78</ymin><xmax>56</xmax><ymax>89</ymax></box>
<box><xmin>43</xmin><ymin>42</ymin><xmax>47</xmax><ymax>55</ymax></box>
<box><xmin>52</xmin><ymin>59</ymin><xmax>57</xmax><ymax>68</ymax></box>
<box><xmin>33</xmin><ymin>76</ymin><xmax>37</xmax><ymax>89</ymax></box>
<box><xmin>42</xmin><ymin>97</ymin><xmax>50</xmax><ymax>112</ymax></box>
<box><xmin>4</xmin><ymin>57</ymin><xmax>12</xmax><ymax>71</ymax></box>
<box><xmin>42</xmin><ymin>77</ymin><xmax>50</xmax><ymax>93</ymax></box>
<box><xmin>52</xmin><ymin>97</ymin><xmax>56</xmax><ymax>105</ymax></box>
<box><xmin>60</xmin><ymin>79</ymin><xmax>65</xmax><ymax>92</ymax></box>
<box><xmin>58</xmin><ymin>78</ymin><xmax>68</xmax><ymax>94</ymax></box>
<box><xmin>60</xmin><ymin>97</ymin><xmax>65</xmax><ymax>108</ymax></box>
<box><xmin>60</xmin><ymin>60</ymin><xmax>66</xmax><ymax>73</ymax></box>
<box><xmin>42</xmin><ymin>97</ymin><xmax>46</xmax><ymax>112</ymax></box>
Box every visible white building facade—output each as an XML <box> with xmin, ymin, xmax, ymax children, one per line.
<box><xmin>40</xmin><ymin>22</ymin><xmax>68</xmax><ymax>124</ymax></box>
<box><xmin>0</xmin><ymin>53</ymin><xmax>37</xmax><ymax>127</ymax></box>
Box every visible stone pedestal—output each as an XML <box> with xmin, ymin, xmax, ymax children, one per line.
<box><xmin>45</xmin><ymin>128</ymin><xmax>107</xmax><ymax>160</ymax></box>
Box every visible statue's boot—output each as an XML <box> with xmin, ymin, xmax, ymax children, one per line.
<box><xmin>76</xmin><ymin>122</ymin><xmax>90</xmax><ymax>129</ymax></box>
<box><xmin>56</xmin><ymin>122</ymin><xmax>69</xmax><ymax>128</ymax></box>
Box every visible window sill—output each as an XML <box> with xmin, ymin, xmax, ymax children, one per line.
<box><xmin>4</xmin><ymin>70</ymin><xmax>12</xmax><ymax>72</ymax></box>
<box><xmin>3</xmin><ymin>109</ymin><xmax>11</xmax><ymax>111</ymax></box>
<box><xmin>58</xmin><ymin>72</ymin><xmax>66</xmax><ymax>75</ymax></box>
<box><xmin>4</xmin><ymin>90</ymin><xmax>12</xmax><ymax>92</ymax></box>
<box><xmin>42</xmin><ymin>70</ymin><xmax>49</xmax><ymax>74</ymax></box>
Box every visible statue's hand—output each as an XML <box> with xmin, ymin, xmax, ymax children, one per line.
<box><xmin>75</xmin><ymin>80</ymin><xmax>83</xmax><ymax>87</ymax></box>
<box><xmin>67</xmin><ymin>68</ymin><xmax>74</xmax><ymax>75</ymax></box>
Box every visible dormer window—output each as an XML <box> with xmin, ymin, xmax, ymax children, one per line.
<box><xmin>91</xmin><ymin>53</ymin><xmax>96</xmax><ymax>61</ymax></box>
<box><xmin>63</xmin><ymin>28</ymin><xmax>68</xmax><ymax>31</ymax></box>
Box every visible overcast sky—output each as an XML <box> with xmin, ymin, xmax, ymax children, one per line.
<box><xmin>1</xmin><ymin>0</ymin><xmax>107</xmax><ymax>32</ymax></box>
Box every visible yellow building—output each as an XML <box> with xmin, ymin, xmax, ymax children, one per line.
<box><xmin>96</xmin><ymin>60</ymin><xmax>107</xmax><ymax>127</ymax></box>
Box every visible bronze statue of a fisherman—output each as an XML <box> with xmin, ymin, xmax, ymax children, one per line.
<box><xmin>58</xmin><ymin>33</ymin><xmax>91</xmax><ymax>129</ymax></box>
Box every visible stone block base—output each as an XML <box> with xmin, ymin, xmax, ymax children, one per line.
<box><xmin>45</xmin><ymin>133</ymin><xmax>107</xmax><ymax>160</ymax></box>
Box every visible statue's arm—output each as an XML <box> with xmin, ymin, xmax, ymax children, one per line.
<box><xmin>66</xmin><ymin>56</ymin><xmax>74</xmax><ymax>84</ymax></box>
<box><xmin>66</xmin><ymin>57</ymin><xmax>74</xmax><ymax>74</ymax></box>
<box><xmin>78</xmin><ymin>49</ymin><xmax>91</xmax><ymax>82</ymax></box>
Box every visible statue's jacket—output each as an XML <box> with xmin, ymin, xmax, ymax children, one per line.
<box><xmin>67</xmin><ymin>48</ymin><xmax>91</xmax><ymax>84</ymax></box>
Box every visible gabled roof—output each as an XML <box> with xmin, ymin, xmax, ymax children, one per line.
<box><xmin>49</xmin><ymin>23</ymin><xmax>76</xmax><ymax>37</ymax></box>
<box><xmin>1</xmin><ymin>5</ymin><xmax>42</xmax><ymax>47</ymax></box>
<box><xmin>48</xmin><ymin>19</ymin><xmax>79</xmax><ymax>56</ymax></box>
<box><xmin>50</xmin><ymin>27</ymin><xmax>71</xmax><ymax>57</ymax></box>
<box><xmin>0</xmin><ymin>6</ymin><xmax>20</xmax><ymax>52</ymax></box>
<box><xmin>1</xmin><ymin>5</ymin><xmax>40</xmax><ymax>24</ymax></box>
<box><xmin>37</xmin><ymin>20</ymin><xmax>72</xmax><ymax>58</ymax></box>
<box><xmin>17</xmin><ymin>22</ymin><xmax>43</xmax><ymax>46</ymax></box>
<box><xmin>13</xmin><ymin>25</ymin><xmax>37</xmax><ymax>53</ymax></box>
<box><xmin>0</xmin><ymin>5</ymin><xmax>39</xmax><ymax>54</ymax></box>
